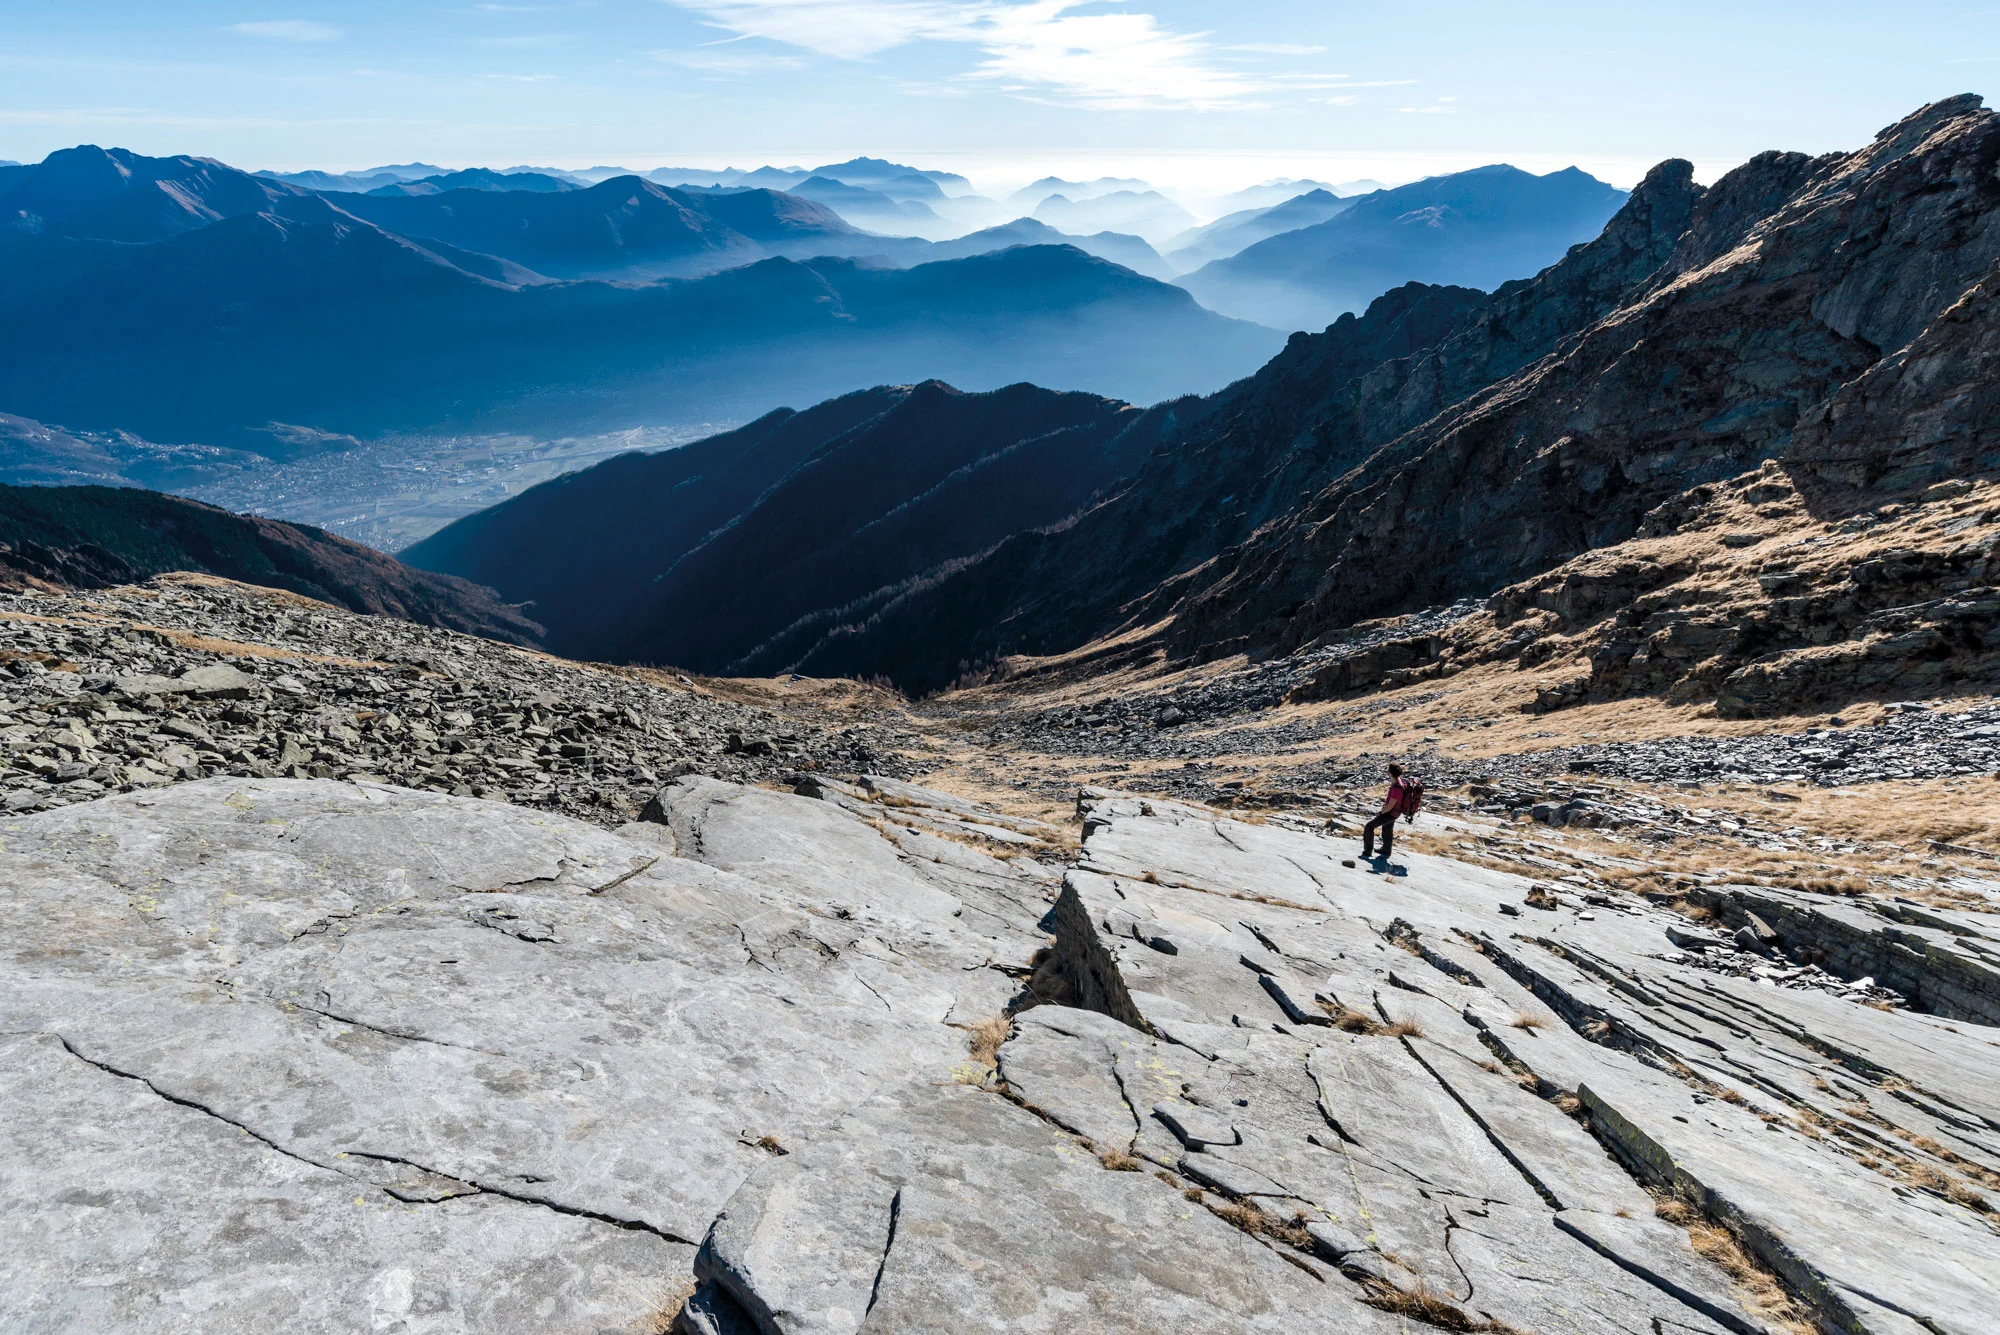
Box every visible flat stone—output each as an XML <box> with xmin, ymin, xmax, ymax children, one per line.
<box><xmin>176</xmin><ymin>663</ymin><xmax>257</xmax><ymax>698</ymax></box>
<box><xmin>1151</xmin><ymin>1101</ymin><xmax>1241</xmax><ymax>1150</ymax></box>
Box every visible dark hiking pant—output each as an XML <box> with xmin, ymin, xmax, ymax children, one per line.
<box><xmin>1362</xmin><ymin>812</ymin><xmax>1398</xmax><ymax>859</ymax></box>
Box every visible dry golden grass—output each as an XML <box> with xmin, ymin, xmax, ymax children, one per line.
<box><xmin>1204</xmin><ymin>1198</ymin><xmax>1317</xmax><ymax>1250</ymax></box>
<box><xmin>1098</xmin><ymin>1148</ymin><xmax>1142</xmax><ymax>1172</ymax></box>
<box><xmin>1508</xmin><ymin>1012</ymin><xmax>1548</xmax><ymax>1032</ymax></box>
<box><xmin>1653</xmin><ymin>1193</ymin><xmax>1817</xmax><ymax>1334</ymax></box>
<box><xmin>964</xmin><ymin>1015</ymin><xmax>1012</xmax><ymax>1072</ymax></box>
<box><xmin>1356</xmin><ymin>1278</ymin><xmax>1529</xmax><ymax>1333</ymax></box>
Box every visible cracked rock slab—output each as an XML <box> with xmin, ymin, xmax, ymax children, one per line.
<box><xmin>690</xmin><ymin>1078</ymin><xmax>1400</xmax><ymax>1335</ymax></box>
<box><xmin>0</xmin><ymin>776</ymin><xmax>1056</xmax><ymax>1333</ymax></box>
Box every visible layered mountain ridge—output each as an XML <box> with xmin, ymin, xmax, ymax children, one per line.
<box><xmin>413</xmin><ymin>96</ymin><xmax>2000</xmax><ymax>722</ymax></box>
<box><xmin>403</xmin><ymin>381</ymin><xmax>1194</xmax><ymax>674</ymax></box>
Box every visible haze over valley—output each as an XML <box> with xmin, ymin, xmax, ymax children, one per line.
<box><xmin>0</xmin><ymin>141</ymin><xmax>1633</xmax><ymax>542</ymax></box>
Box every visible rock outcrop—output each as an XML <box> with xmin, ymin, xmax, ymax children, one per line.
<box><xmin>7</xmin><ymin>767</ymin><xmax>1995</xmax><ymax>1332</ymax></box>
<box><xmin>1169</xmin><ymin>95</ymin><xmax>2000</xmax><ymax>662</ymax></box>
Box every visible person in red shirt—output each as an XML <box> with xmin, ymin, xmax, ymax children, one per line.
<box><xmin>1362</xmin><ymin>763</ymin><xmax>1419</xmax><ymax>860</ymax></box>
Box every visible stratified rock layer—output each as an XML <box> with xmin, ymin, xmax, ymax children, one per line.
<box><xmin>6</xmin><ymin>772</ymin><xmax>1995</xmax><ymax>1332</ymax></box>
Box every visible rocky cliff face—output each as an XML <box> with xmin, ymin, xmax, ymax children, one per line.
<box><xmin>1169</xmin><ymin>96</ymin><xmax>2000</xmax><ymax>664</ymax></box>
<box><xmin>779</xmin><ymin>98</ymin><xmax>2000</xmax><ymax>713</ymax></box>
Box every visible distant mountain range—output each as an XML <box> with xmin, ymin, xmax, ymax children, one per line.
<box><xmin>328</xmin><ymin>173</ymin><xmax>866</xmax><ymax>279</ymax></box>
<box><xmin>1212</xmin><ymin>178</ymin><xmax>1385</xmax><ymax>212</ymax></box>
<box><xmin>648</xmin><ymin>157</ymin><xmax>968</xmax><ymax>200</ymax></box>
<box><xmin>1165</xmin><ymin>189</ymin><xmax>1359</xmax><ymax>272</ymax></box>
<box><xmin>1179</xmin><ymin>165</ymin><xmax>1629</xmax><ymax>330</ymax></box>
<box><xmin>402</xmin><ymin>381</ymin><xmax>1190</xmax><ymax>672</ymax></box>
<box><xmin>0</xmin><ymin>140</ymin><xmax>1659</xmax><ymax>559</ymax></box>
<box><xmin>926</xmin><ymin>219</ymin><xmax>1172</xmax><ymax>279</ymax></box>
<box><xmin>0</xmin><ymin>146</ymin><xmax>1280</xmax><ymax>445</ymax></box>
<box><xmin>364</xmin><ymin>168</ymin><xmax>577</xmax><ymax>197</ymax></box>
<box><xmin>396</xmin><ymin>97</ymin><xmax>2000</xmax><ymax>705</ymax></box>
<box><xmin>1031</xmin><ymin>190</ymin><xmax>1198</xmax><ymax>245</ymax></box>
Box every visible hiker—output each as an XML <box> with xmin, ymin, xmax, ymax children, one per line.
<box><xmin>1361</xmin><ymin>763</ymin><xmax>1423</xmax><ymax>860</ymax></box>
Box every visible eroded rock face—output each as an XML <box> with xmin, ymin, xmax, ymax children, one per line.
<box><xmin>0</xmin><ymin>776</ymin><xmax>1054</xmax><ymax>1332</ymax></box>
<box><xmin>7</xmin><ymin>774</ymin><xmax>1997</xmax><ymax>1333</ymax></box>
<box><xmin>1046</xmin><ymin>792</ymin><xmax>2000</xmax><ymax>1335</ymax></box>
<box><xmin>1169</xmin><ymin>96</ymin><xmax>2000</xmax><ymax>662</ymax></box>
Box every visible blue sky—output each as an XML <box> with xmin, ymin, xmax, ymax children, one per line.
<box><xmin>3</xmin><ymin>2</ymin><xmax>1993</xmax><ymax>192</ymax></box>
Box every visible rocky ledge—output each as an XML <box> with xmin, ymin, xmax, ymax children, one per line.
<box><xmin>4</xmin><ymin>768</ymin><xmax>1994</xmax><ymax>1333</ymax></box>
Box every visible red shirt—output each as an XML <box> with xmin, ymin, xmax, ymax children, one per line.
<box><xmin>1379</xmin><ymin>778</ymin><xmax>1413</xmax><ymax>815</ymax></box>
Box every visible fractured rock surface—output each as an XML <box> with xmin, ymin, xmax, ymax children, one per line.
<box><xmin>1044</xmin><ymin>791</ymin><xmax>2000</xmax><ymax>1335</ymax></box>
<box><xmin>5</xmin><ymin>771</ymin><xmax>1997</xmax><ymax>1333</ymax></box>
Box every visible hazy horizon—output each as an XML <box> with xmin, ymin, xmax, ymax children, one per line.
<box><xmin>5</xmin><ymin>2</ymin><xmax>1990</xmax><ymax>196</ymax></box>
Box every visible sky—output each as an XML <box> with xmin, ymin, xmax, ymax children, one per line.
<box><xmin>3</xmin><ymin>2</ymin><xmax>1995</xmax><ymax>197</ymax></box>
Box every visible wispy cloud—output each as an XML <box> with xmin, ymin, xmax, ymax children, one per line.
<box><xmin>653</xmin><ymin>47</ymin><xmax>807</xmax><ymax>74</ymax></box>
<box><xmin>661</xmin><ymin>1</ymin><xmax>1338</xmax><ymax>109</ymax></box>
<box><xmin>1221</xmin><ymin>42</ymin><xmax>1325</xmax><ymax>55</ymax></box>
<box><xmin>1399</xmin><ymin>96</ymin><xmax>1458</xmax><ymax>115</ymax></box>
<box><xmin>230</xmin><ymin>20</ymin><xmax>343</xmax><ymax>42</ymax></box>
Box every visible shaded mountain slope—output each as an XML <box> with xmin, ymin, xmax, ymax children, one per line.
<box><xmin>0</xmin><ymin>485</ymin><xmax>539</xmax><ymax>643</ymax></box>
<box><xmin>1167</xmin><ymin>96</ymin><xmax>2000</xmax><ymax>663</ymax></box>
<box><xmin>405</xmin><ymin>382</ymin><xmax>1173</xmax><ymax>674</ymax></box>
<box><xmin>0</xmin><ymin>230</ymin><xmax>1282</xmax><ymax>444</ymax></box>
<box><xmin>774</xmin><ymin>157</ymin><xmax>1705</xmax><ymax>691</ymax></box>
<box><xmin>1181</xmin><ymin>164</ymin><xmax>1628</xmax><ymax>330</ymax></box>
<box><xmin>401</xmin><ymin>387</ymin><xmax>910</xmax><ymax>651</ymax></box>
<box><xmin>607</xmin><ymin>382</ymin><xmax>1153</xmax><ymax>673</ymax></box>
<box><xmin>333</xmin><ymin>175</ymin><xmax>861</xmax><ymax>279</ymax></box>
<box><xmin>0</xmin><ymin>144</ymin><xmax>305</xmax><ymax>242</ymax></box>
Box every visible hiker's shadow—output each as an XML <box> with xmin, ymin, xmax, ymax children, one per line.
<box><xmin>1370</xmin><ymin>856</ymin><xmax>1410</xmax><ymax>877</ymax></box>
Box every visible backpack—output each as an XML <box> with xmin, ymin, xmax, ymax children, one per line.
<box><xmin>1397</xmin><ymin>779</ymin><xmax>1425</xmax><ymax>818</ymax></box>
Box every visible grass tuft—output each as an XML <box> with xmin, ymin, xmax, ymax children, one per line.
<box><xmin>1653</xmin><ymin>1192</ymin><xmax>1816</xmax><ymax>1334</ymax></box>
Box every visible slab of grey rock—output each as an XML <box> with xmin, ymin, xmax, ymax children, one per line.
<box><xmin>0</xmin><ymin>1031</ymin><xmax>678</xmax><ymax>1334</ymax></box>
<box><xmin>1557</xmin><ymin>1208</ymin><xmax>1777</xmax><ymax>1335</ymax></box>
<box><xmin>692</xmin><ymin>1079</ymin><xmax>1399</xmax><ymax>1335</ymax></box>
<box><xmin>1450</xmin><ymin>1202</ymin><xmax>1741</xmax><ymax>1335</ymax></box>
<box><xmin>176</xmin><ymin>662</ymin><xmax>258</xmax><ymax>697</ymax></box>
<box><xmin>1053</xmin><ymin>792</ymin><xmax>2000</xmax><ymax>1335</ymax></box>
<box><xmin>0</xmin><ymin>776</ymin><xmax>1053</xmax><ymax>1332</ymax></box>
<box><xmin>1152</xmin><ymin>1100</ymin><xmax>1241</xmax><ymax>1150</ymax></box>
